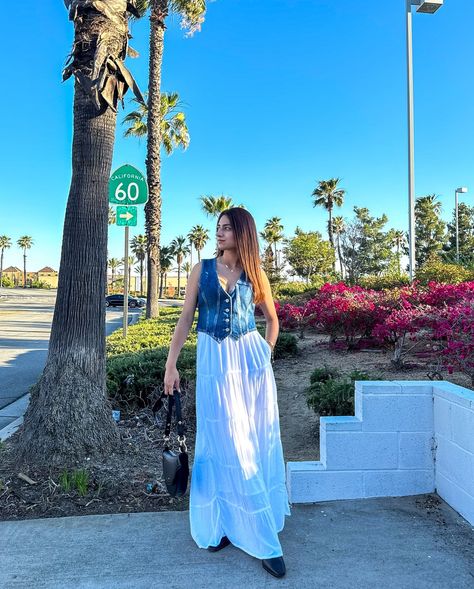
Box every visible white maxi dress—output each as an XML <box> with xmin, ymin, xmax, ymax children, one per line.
<box><xmin>189</xmin><ymin>288</ymin><xmax>291</xmax><ymax>559</ymax></box>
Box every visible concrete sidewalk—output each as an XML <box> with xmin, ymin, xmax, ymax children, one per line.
<box><xmin>1</xmin><ymin>495</ymin><xmax>473</xmax><ymax>589</ymax></box>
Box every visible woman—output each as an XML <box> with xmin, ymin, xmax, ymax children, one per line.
<box><xmin>164</xmin><ymin>207</ymin><xmax>291</xmax><ymax>578</ymax></box>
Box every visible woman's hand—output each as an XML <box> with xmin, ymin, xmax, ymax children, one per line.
<box><xmin>164</xmin><ymin>364</ymin><xmax>180</xmax><ymax>396</ymax></box>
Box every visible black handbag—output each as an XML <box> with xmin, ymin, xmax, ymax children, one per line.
<box><xmin>152</xmin><ymin>388</ymin><xmax>189</xmax><ymax>498</ymax></box>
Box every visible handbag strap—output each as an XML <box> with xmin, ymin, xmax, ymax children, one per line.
<box><xmin>152</xmin><ymin>388</ymin><xmax>187</xmax><ymax>449</ymax></box>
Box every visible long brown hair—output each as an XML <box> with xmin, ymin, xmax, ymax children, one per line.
<box><xmin>216</xmin><ymin>208</ymin><xmax>266</xmax><ymax>305</ymax></box>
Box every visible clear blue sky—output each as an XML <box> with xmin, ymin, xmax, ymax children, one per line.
<box><xmin>1</xmin><ymin>0</ymin><xmax>473</xmax><ymax>272</ymax></box>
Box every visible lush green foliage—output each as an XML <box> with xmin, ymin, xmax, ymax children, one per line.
<box><xmin>306</xmin><ymin>367</ymin><xmax>373</xmax><ymax>416</ymax></box>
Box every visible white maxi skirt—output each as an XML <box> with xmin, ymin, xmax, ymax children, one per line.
<box><xmin>189</xmin><ymin>329</ymin><xmax>291</xmax><ymax>559</ymax></box>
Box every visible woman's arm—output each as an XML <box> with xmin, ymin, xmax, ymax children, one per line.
<box><xmin>258</xmin><ymin>269</ymin><xmax>279</xmax><ymax>359</ymax></box>
<box><xmin>163</xmin><ymin>261</ymin><xmax>201</xmax><ymax>394</ymax></box>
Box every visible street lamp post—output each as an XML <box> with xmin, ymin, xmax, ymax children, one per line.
<box><xmin>405</xmin><ymin>0</ymin><xmax>443</xmax><ymax>282</ymax></box>
<box><xmin>455</xmin><ymin>187</ymin><xmax>468</xmax><ymax>262</ymax></box>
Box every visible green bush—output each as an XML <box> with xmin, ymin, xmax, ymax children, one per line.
<box><xmin>0</xmin><ymin>276</ymin><xmax>14</xmax><ymax>287</ymax></box>
<box><xmin>29</xmin><ymin>280</ymin><xmax>51</xmax><ymax>289</ymax></box>
<box><xmin>358</xmin><ymin>273</ymin><xmax>410</xmax><ymax>290</ymax></box>
<box><xmin>416</xmin><ymin>257</ymin><xmax>473</xmax><ymax>284</ymax></box>
<box><xmin>305</xmin><ymin>368</ymin><xmax>373</xmax><ymax>416</ymax></box>
<box><xmin>106</xmin><ymin>307</ymin><xmax>197</xmax><ymax>410</ymax></box>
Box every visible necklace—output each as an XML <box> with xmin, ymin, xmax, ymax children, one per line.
<box><xmin>218</xmin><ymin>260</ymin><xmax>239</xmax><ymax>273</ymax></box>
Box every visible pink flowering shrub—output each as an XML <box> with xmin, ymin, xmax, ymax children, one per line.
<box><xmin>275</xmin><ymin>280</ymin><xmax>474</xmax><ymax>382</ymax></box>
<box><xmin>423</xmin><ymin>302</ymin><xmax>474</xmax><ymax>385</ymax></box>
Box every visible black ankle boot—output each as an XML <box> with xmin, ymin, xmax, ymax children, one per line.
<box><xmin>262</xmin><ymin>556</ymin><xmax>286</xmax><ymax>577</ymax></box>
<box><xmin>207</xmin><ymin>536</ymin><xmax>231</xmax><ymax>552</ymax></box>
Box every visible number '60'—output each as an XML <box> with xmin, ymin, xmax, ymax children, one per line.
<box><xmin>115</xmin><ymin>182</ymin><xmax>139</xmax><ymax>201</ymax></box>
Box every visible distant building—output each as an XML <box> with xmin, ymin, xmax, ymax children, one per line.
<box><xmin>2</xmin><ymin>266</ymin><xmax>58</xmax><ymax>288</ymax></box>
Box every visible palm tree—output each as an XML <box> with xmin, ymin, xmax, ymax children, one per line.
<box><xmin>131</xmin><ymin>234</ymin><xmax>147</xmax><ymax>296</ymax></box>
<box><xmin>170</xmin><ymin>236</ymin><xmax>190</xmax><ymax>297</ymax></box>
<box><xmin>0</xmin><ymin>235</ymin><xmax>12</xmax><ymax>287</ymax></box>
<box><xmin>123</xmin><ymin>92</ymin><xmax>190</xmax><ymax>153</ymax></box>
<box><xmin>121</xmin><ymin>255</ymin><xmax>136</xmax><ymax>291</ymax></box>
<box><xmin>17</xmin><ymin>236</ymin><xmax>34</xmax><ymax>288</ymax></box>
<box><xmin>263</xmin><ymin>217</ymin><xmax>284</xmax><ymax>271</ymax></box>
<box><xmin>182</xmin><ymin>260</ymin><xmax>191</xmax><ymax>282</ymax></box>
<box><xmin>16</xmin><ymin>1</ymin><xmax>144</xmax><ymax>465</ymax></box>
<box><xmin>108</xmin><ymin>206</ymin><xmax>116</xmax><ymax>225</ymax></box>
<box><xmin>312</xmin><ymin>178</ymin><xmax>345</xmax><ymax>271</ymax></box>
<box><xmin>200</xmin><ymin>194</ymin><xmax>235</xmax><ymax>218</ymax></box>
<box><xmin>108</xmin><ymin>257</ymin><xmax>122</xmax><ymax>292</ymax></box>
<box><xmin>159</xmin><ymin>245</ymin><xmax>174</xmax><ymax>298</ymax></box>
<box><xmin>188</xmin><ymin>224</ymin><xmax>209</xmax><ymax>263</ymax></box>
<box><xmin>390</xmin><ymin>229</ymin><xmax>406</xmax><ymax>275</ymax></box>
<box><xmin>332</xmin><ymin>216</ymin><xmax>346</xmax><ymax>278</ymax></box>
<box><xmin>132</xmin><ymin>0</ymin><xmax>206</xmax><ymax>319</ymax></box>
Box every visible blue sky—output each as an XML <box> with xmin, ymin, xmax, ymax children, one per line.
<box><xmin>1</xmin><ymin>0</ymin><xmax>473</xmax><ymax>272</ymax></box>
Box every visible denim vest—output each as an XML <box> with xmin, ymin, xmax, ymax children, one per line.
<box><xmin>196</xmin><ymin>257</ymin><xmax>257</xmax><ymax>342</ymax></box>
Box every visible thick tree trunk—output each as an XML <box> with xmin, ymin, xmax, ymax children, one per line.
<box><xmin>13</xmin><ymin>0</ymin><xmax>137</xmax><ymax>467</ymax></box>
<box><xmin>15</xmin><ymin>80</ymin><xmax>120</xmax><ymax>464</ymax></box>
<box><xmin>145</xmin><ymin>1</ymin><xmax>167</xmax><ymax>318</ymax></box>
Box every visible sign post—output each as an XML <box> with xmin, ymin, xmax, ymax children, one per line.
<box><xmin>109</xmin><ymin>165</ymin><xmax>148</xmax><ymax>337</ymax></box>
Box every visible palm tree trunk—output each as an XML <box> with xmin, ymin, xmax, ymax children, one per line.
<box><xmin>328</xmin><ymin>208</ymin><xmax>335</xmax><ymax>272</ymax></box>
<box><xmin>197</xmin><ymin>249</ymin><xmax>201</xmax><ymax>263</ymax></box>
<box><xmin>145</xmin><ymin>0</ymin><xmax>168</xmax><ymax>319</ymax></box>
<box><xmin>15</xmin><ymin>75</ymin><xmax>120</xmax><ymax>464</ymax></box>
<box><xmin>23</xmin><ymin>252</ymin><xmax>27</xmax><ymax>288</ymax></box>
<box><xmin>397</xmin><ymin>244</ymin><xmax>401</xmax><ymax>274</ymax></box>
<box><xmin>0</xmin><ymin>250</ymin><xmax>3</xmax><ymax>287</ymax></box>
<box><xmin>337</xmin><ymin>236</ymin><xmax>344</xmax><ymax>279</ymax></box>
<box><xmin>140</xmin><ymin>258</ymin><xmax>144</xmax><ymax>296</ymax></box>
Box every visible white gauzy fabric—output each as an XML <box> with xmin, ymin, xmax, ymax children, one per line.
<box><xmin>189</xmin><ymin>328</ymin><xmax>291</xmax><ymax>559</ymax></box>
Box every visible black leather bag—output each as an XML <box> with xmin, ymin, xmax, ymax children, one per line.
<box><xmin>152</xmin><ymin>388</ymin><xmax>189</xmax><ymax>497</ymax></box>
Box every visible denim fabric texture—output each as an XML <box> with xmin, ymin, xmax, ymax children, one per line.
<box><xmin>196</xmin><ymin>257</ymin><xmax>257</xmax><ymax>343</ymax></box>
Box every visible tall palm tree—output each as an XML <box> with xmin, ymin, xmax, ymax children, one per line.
<box><xmin>390</xmin><ymin>229</ymin><xmax>406</xmax><ymax>275</ymax></box>
<box><xmin>170</xmin><ymin>236</ymin><xmax>190</xmax><ymax>297</ymax></box>
<box><xmin>131</xmin><ymin>234</ymin><xmax>147</xmax><ymax>295</ymax></box>
<box><xmin>0</xmin><ymin>235</ymin><xmax>12</xmax><ymax>287</ymax></box>
<box><xmin>332</xmin><ymin>216</ymin><xmax>346</xmax><ymax>278</ymax></box>
<box><xmin>263</xmin><ymin>217</ymin><xmax>284</xmax><ymax>270</ymax></box>
<box><xmin>17</xmin><ymin>236</ymin><xmax>34</xmax><ymax>288</ymax></box>
<box><xmin>312</xmin><ymin>178</ymin><xmax>345</xmax><ymax>271</ymax></box>
<box><xmin>16</xmin><ymin>1</ymin><xmax>144</xmax><ymax>465</ymax></box>
<box><xmin>188</xmin><ymin>224</ymin><xmax>209</xmax><ymax>263</ymax></box>
<box><xmin>159</xmin><ymin>245</ymin><xmax>174</xmax><ymax>298</ymax></box>
<box><xmin>200</xmin><ymin>194</ymin><xmax>235</xmax><ymax>218</ymax></box>
<box><xmin>133</xmin><ymin>0</ymin><xmax>206</xmax><ymax>319</ymax></box>
<box><xmin>108</xmin><ymin>257</ymin><xmax>122</xmax><ymax>292</ymax></box>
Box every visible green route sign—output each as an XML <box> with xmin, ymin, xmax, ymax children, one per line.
<box><xmin>109</xmin><ymin>164</ymin><xmax>148</xmax><ymax>205</ymax></box>
<box><xmin>116</xmin><ymin>206</ymin><xmax>138</xmax><ymax>226</ymax></box>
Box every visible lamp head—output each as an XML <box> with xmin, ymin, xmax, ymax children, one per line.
<box><xmin>415</xmin><ymin>0</ymin><xmax>444</xmax><ymax>14</ymax></box>
<box><xmin>456</xmin><ymin>187</ymin><xmax>468</xmax><ymax>194</ymax></box>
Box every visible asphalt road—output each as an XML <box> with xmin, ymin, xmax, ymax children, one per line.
<box><xmin>0</xmin><ymin>288</ymin><xmax>180</xmax><ymax>414</ymax></box>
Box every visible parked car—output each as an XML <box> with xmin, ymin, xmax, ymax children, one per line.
<box><xmin>105</xmin><ymin>294</ymin><xmax>144</xmax><ymax>308</ymax></box>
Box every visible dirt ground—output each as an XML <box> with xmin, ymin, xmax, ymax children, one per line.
<box><xmin>0</xmin><ymin>329</ymin><xmax>470</xmax><ymax>522</ymax></box>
